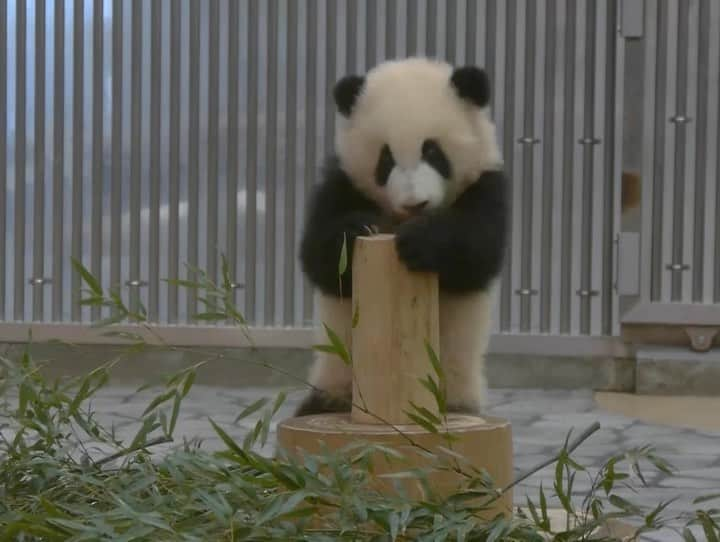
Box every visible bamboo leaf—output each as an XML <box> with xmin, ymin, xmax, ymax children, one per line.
<box><xmin>338</xmin><ymin>232</ymin><xmax>348</xmax><ymax>276</ymax></box>
<box><xmin>72</xmin><ymin>258</ymin><xmax>103</xmax><ymax>296</ymax></box>
<box><xmin>234</xmin><ymin>398</ymin><xmax>270</xmax><ymax>423</ymax></box>
<box><xmin>322</xmin><ymin>324</ymin><xmax>352</xmax><ymax>366</ymax></box>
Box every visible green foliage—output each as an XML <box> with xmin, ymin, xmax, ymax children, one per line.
<box><xmin>1</xmin><ymin>261</ymin><xmax>718</xmax><ymax>540</ymax></box>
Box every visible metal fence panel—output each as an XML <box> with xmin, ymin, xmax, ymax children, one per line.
<box><xmin>5</xmin><ymin>0</ymin><xmax>702</xmax><ymax>340</ymax></box>
<box><xmin>640</xmin><ymin>0</ymin><xmax>720</xmax><ymax>306</ymax></box>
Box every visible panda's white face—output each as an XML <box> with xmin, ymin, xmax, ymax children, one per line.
<box><xmin>375</xmin><ymin>138</ymin><xmax>452</xmax><ymax>219</ymax></box>
<box><xmin>385</xmin><ymin>162</ymin><xmax>445</xmax><ymax>219</ymax></box>
<box><xmin>333</xmin><ymin>57</ymin><xmax>503</xmax><ymax>220</ymax></box>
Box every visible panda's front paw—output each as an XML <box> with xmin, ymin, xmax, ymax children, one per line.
<box><xmin>342</xmin><ymin>217</ymin><xmax>380</xmax><ymax>240</ymax></box>
<box><xmin>340</xmin><ymin>214</ymin><xmax>381</xmax><ymax>249</ymax></box>
<box><xmin>395</xmin><ymin>218</ymin><xmax>440</xmax><ymax>272</ymax></box>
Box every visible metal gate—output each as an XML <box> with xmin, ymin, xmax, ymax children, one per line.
<box><xmin>616</xmin><ymin>0</ymin><xmax>720</xmax><ymax>341</ymax></box>
<box><xmin>0</xmin><ymin>0</ymin><xmax>715</xmax><ymax>351</ymax></box>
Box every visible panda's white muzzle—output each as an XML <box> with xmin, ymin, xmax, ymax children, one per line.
<box><xmin>386</xmin><ymin>163</ymin><xmax>446</xmax><ymax>219</ymax></box>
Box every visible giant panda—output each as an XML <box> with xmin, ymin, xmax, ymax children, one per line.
<box><xmin>296</xmin><ymin>57</ymin><xmax>509</xmax><ymax>418</ymax></box>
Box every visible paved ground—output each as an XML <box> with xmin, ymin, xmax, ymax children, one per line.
<box><xmin>78</xmin><ymin>384</ymin><xmax>719</xmax><ymax>541</ymax></box>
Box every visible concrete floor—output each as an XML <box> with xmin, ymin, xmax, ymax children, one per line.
<box><xmin>55</xmin><ymin>384</ymin><xmax>719</xmax><ymax>541</ymax></box>
<box><xmin>3</xmin><ymin>341</ymin><xmax>719</xmax><ymax>540</ymax></box>
<box><xmin>596</xmin><ymin>391</ymin><xmax>720</xmax><ymax>433</ymax></box>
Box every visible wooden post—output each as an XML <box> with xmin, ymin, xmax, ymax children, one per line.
<box><xmin>277</xmin><ymin>234</ymin><xmax>514</xmax><ymax>518</ymax></box>
<box><xmin>350</xmin><ymin>234</ymin><xmax>440</xmax><ymax>424</ymax></box>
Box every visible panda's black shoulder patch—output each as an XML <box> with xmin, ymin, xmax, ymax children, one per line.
<box><xmin>450</xmin><ymin>66</ymin><xmax>491</xmax><ymax>108</ymax></box>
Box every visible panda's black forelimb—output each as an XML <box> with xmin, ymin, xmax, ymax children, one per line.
<box><xmin>395</xmin><ymin>169</ymin><xmax>509</xmax><ymax>293</ymax></box>
<box><xmin>300</xmin><ymin>159</ymin><xmax>509</xmax><ymax>298</ymax></box>
<box><xmin>299</xmin><ymin>156</ymin><xmax>383</xmax><ymax>298</ymax></box>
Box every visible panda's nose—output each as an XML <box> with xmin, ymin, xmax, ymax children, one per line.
<box><xmin>403</xmin><ymin>200</ymin><xmax>429</xmax><ymax>214</ymax></box>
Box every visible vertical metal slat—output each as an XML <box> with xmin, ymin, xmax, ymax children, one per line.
<box><xmin>245</xmin><ymin>0</ymin><xmax>259</xmax><ymax>322</ymax></box>
<box><xmin>661</xmin><ymin>0</ymin><xmax>679</xmax><ymax>303</ymax></box>
<box><xmin>70</xmin><ymin>0</ymin><xmax>84</xmax><ymax>322</ymax></box>
<box><xmin>591</xmin><ymin>0</ymin><xmax>609</xmax><ymax>335</ymax></box>
<box><xmin>91</xmin><ymin>0</ymin><xmax>103</xmax><ymax>322</ymax></box>
<box><xmin>540</xmin><ymin>0</ymin><xmax>557</xmax><ymax>333</ymax></box>
<box><xmin>148</xmin><ymin>0</ymin><xmax>162</xmax><ymax>321</ymax></box>
<box><xmin>670</xmin><ymin>0</ymin><xmax>689</xmax><ymax>302</ymax></box>
<box><xmin>600</xmin><ymin>0</ymin><xmax>618</xmax><ymax>335</ymax></box>
<box><xmin>129</xmin><ymin>0</ymin><xmax>143</xmax><ymax>317</ymax></box>
<box><xmin>284</xmin><ymin>0</ymin><xmax>298</xmax><ymax>325</ymax></box>
<box><xmin>465</xmin><ymin>0</ymin><xmax>477</xmax><ymax>66</ymax></box>
<box><xmin>445</xmin><ymin>0</ymin><xmax>457</xmax><ymax>64</ymax></box>
<box><xmin>406</xmin><ymin>0</ymin><xmax>418</xmax><ymax>57</ymax></box>
<box><xmin>568</xmin><ymin>0</ymin><xmax>587</xmax><ymax>336</ymax></box>
<box><xmin>0</xmin><ymin>0</ymin><xmax>6</xmax><ymax>320</ymax></box>
<box><xmin>705</xmin><ymin>0</ymin><xmax>720</xmax><ymax>304</ymax></box>
<box><xmin>52</xmin><ymin>0</ymin><xmax>66</xmax><ymax>321</ymax></box>
<box><xmin>15</xmin><ymin>0</ymin><xmax>27</xmax><ymax>321</ymax></box>
<box><xmin>32</xmin><ymin>0</ymin><xmax>47</xmax><ymax>322</ymax></box>
<box><xmin>549</xmin><ymin>1</ymin><xmax>567</xmax><ymax>334</ymax></box>
<box><xmin>683</xmin><ymin>0</ymin><xmax>700</xmax><ymax>303</ymax></box>
<box><xmin>693</xmin><ymin>0</ymin><xmax>710</xmax><ymax>304</ymax></box>
<box><xmin>207</xmin><ymin>0</ymin><xmax>220</xmax><ymax>302</ymax></box>
<box><xmin>559</xmin><ymin>0</ymin><xmax>576</xmax><ymax>333</ymax></box>
<box><xmin>346</xmin><ymin>0</ymin><xmax>357</xmax><ymax>72</ymax></box>
<box><xmin>385</xmin><ymin>0</ymin><xmax>396</xmax><ymax>59</ymax></box>
<box><xmin>579</xmin><ymin>0</ymin><xmax>597</xmax><ymax>335</ymax></box>
<box><xmin>530</xmin><ymin>0</ymin><xmax>546</xmax><ymax>332</ymax></box>
<box><xmin>611</xmin><ymin>1</ymin><xmax>625</xmax><ymax>336</ymax></box>
<box><xmin>264</xmin><ymin>0</ymin><xmax>278</xmax><ymax>325</ymax></box>
<box><xmin>508</xmin><ymin>0</ymin><xmax>524</xmax><ymax>332</ymax></box>
<box><xmin>324</xmin><ymin>0</ymin><xmax>337</xmax><ymax>156</ymax></box>
<box><xmin>302</xmin><ymin>0</ymin><xmax>318</xmax><ymax>324</ymax></box>
<box><xmin>492</xmin><ymin>0</ymin><xmax>512</xmax><ymax>331</ymax></box>
<box><xmin>167</xmin><ymin>0</ymin><xmax>180</xmax><ymax>322</ymax></box>
<box><xmin>0</xmin><ymin>0</ymin><xmax>7</xmax><ymax>321</ymax></box>
<box><xmin>426</xmin><ymin>0</ymin><xmax>438</xmax><ymax>58</ymax></box>
<box><xmin>516</xmin><ymin>0</ymin><xmax>532</xmax><ymax>333</ymax></box>
<box><xmin>186</xmin><ymin>0</ymin><xmax>200</xmax><ymax>318</ymax></box>
<box><xmin>640</xmin><ymin>1</ymin><xmax>658</xmax><ymax>303</ymax></box>
<box><xmin>365</xmin><ymin>0</ymin><xmax>377</xmax><ymax>68</ymax></box>
<box><xmin>226</xmin><ymin>0</ymin><xmax>240</xmax><ymax>318</ymax></box>
<box><xmin>110</xmin><ymin>0</ymin><xmax>123</xmax><ymax>319</ymax></box>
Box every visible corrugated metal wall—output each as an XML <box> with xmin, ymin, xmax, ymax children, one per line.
<box><xmin>639</xmin><ymin>0</ymin><xmax>720</xmax><ymax>306</ymax></box>
<box><xmin>1</xmin><ymin>0</ymin><xmax>712</xmax><ymax>339</ymax></box>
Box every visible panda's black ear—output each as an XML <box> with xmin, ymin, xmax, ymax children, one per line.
<box><xmin>333</xmin><ymin>75</ymin><xmax>365</xmax><ymax>117</ymax></box>
<box><xmin>450</xmin><ymin>66</ymin><xmax>491</xmax><ymax>108</ymax></box>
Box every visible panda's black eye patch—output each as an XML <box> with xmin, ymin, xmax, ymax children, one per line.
<box><xmin>375</xmin><ymin>144</ymin><xmax>395</xmax><ymax>186</ymax></box>
<box><xmin>421</xmin><ymin>139</ymin><xmax>451</xmax><ymax>179</ymax></box>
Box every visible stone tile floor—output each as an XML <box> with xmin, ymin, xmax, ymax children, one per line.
<box><xmin>43</xmin><ymin>386</ymin><xmax>720</xmax><ymax>540</ymax></box>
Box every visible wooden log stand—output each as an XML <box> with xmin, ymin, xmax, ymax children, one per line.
<box><xmin>277</xmin><ymin>234</ymin><xmax>514</xmax><ymax>518</ymax></box>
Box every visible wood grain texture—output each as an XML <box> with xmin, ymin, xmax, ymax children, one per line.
<box><xmin>277</xmin><ymin>234</ymin><xmax>513</xmax><ymax>517</ymax></box>
<box><xmin>277</xmin><ymin>413</ymin><xmax>514</xmax><ymax>519</ymax></box>
<box><xmin>350</xmin><ymin>234</ymin><xmax>440</xmax><ymax>424</ymax></box>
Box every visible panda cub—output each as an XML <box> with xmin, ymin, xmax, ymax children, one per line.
<box><xmin>296</xmin><ymin>57</ymin><xmax>509</xmax><ymax>417</ymax></box>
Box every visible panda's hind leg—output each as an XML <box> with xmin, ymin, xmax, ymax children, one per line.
<box><xmin>294</xmin><ymin>351</ymin><xmax>354</xmax><ymax>417</ymax></box>
<box><xmin>294</xmin><ymin>293</ymin><xmax>354</xmax><ymax>417</ymax></box>
<box><xmin>295</xmin><ymin>388</ymin><xmax>352</xmax><ymax>417</ymax></box>
<box><xmin>439</xmin><ymin>289</ymin><xmax>494</xmax><ymax>417</ymax></box>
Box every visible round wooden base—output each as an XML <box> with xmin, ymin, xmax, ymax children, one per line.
<box><xmin>277</xmin><ymin>413</ymin><xmax>514</xmax><ymax>519</ymax></box>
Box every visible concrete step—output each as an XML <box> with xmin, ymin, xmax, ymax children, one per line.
<box><xmin>635</xmin><ymin>346</ymin><xmax>720</xmax><ymax>395</ymax></box>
